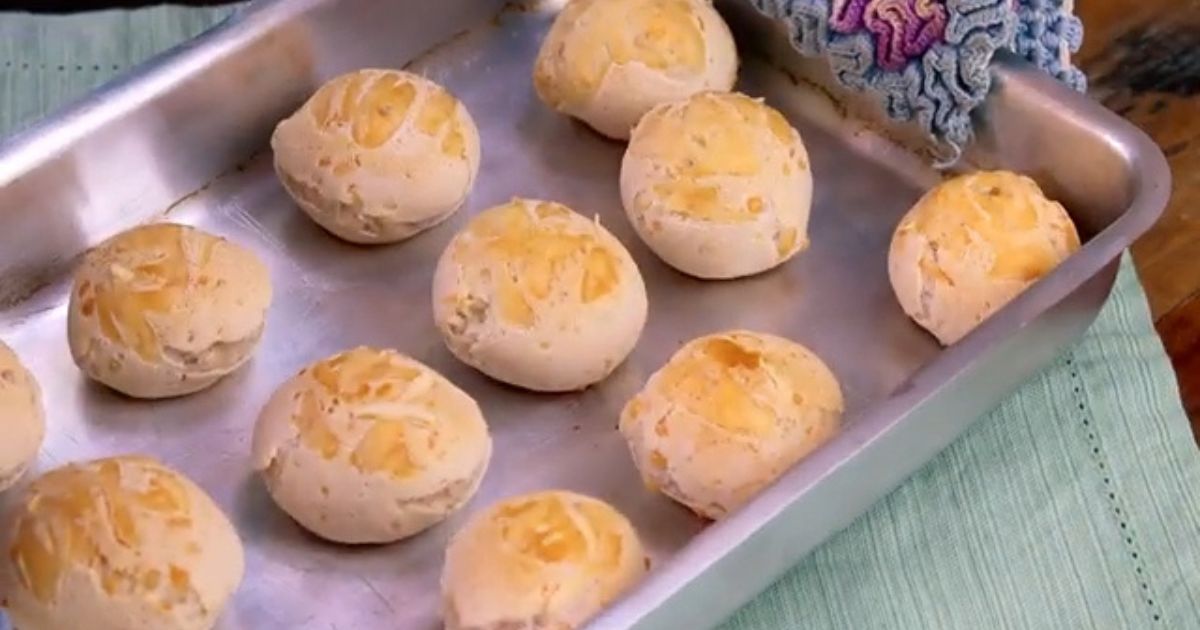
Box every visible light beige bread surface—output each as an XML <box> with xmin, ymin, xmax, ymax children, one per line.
<box><xmin>620</xmin><ymin>91</ymin><xmax>813</xmax><ymax>279</ymax></box>
<box><xmin>0</xmin><ymin>340</ymin><xmax>44</xmax><ymax>492</ymax></box>
<box><xmin>252</xmin><ymin>347</ymin><xmax>492</xmax><ymax>544</ymax></box>
<box><xmin>0</xmin><ymin>456</ymin><xmax>244</xmax><ymax>630</ymax></box>
<box><xmin>67</xmin><ymin>222</ymin><xmax>272</xmax><ymax>399</ymax></box>
<box><xmin>888</xmin><ymin>170</ymin><xmax>1082</xmax><ymax>345</ymax></box>
<box><xmin>272</xmin><ymin>69</ymin><xmax>481</xmax><ymax>244</ymax></box>
<box><xmin>533</xmin><ymin>0</ymin><xmax>738</xmax><ymax>140</ymax></box>
<box><xmin>433</xmin><ymin>198</ymin><xmax>648</xmax><ymax>392</ymax></box>
<box><xmin>441</xmin><ymin>490</ymin><xmax>647</xmax><ymax>630</ymax></box>
<box><xmin>620</xmin><ymin>330</ymin><xmax>843</xmax><ymax>519</ymax></box>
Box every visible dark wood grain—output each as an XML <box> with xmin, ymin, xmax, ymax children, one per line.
<box><xmin>1078</xmin><ymin>0</ymin><xmax>1200</xmax><ymax>440</ymax></box>
<box><xmin>1157</xmin><ymin>297</ymin><xmax>1200</xmax><ymax>422</ymax></box>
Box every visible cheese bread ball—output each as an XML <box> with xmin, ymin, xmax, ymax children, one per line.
<box><xmin>433</xmin><ymin>198</ymin><xmax>648</xmax><ymax>392</ymax></box>
<box><xmin>888</xmin><ymin>171</ymin><xmax>1082</xmax><ymax>345</ymax></box>
<box><xmin>0</xmin><ymin>340</ymin><xmax>44</xmax><ymax>492</ymax></box>
<box><xmin>67</xmin><ymin>223</ymin><xmax>272</xmax><ymax>399</ymax></box>
<box><xmin>272</xmin><ymin>69</ymin><xmax>481</xmax><ymax>244</ymax></box>
<box><xmin>441</xmin><ymin>490</ymin><xmax>647</xmax><ymax>630</ymax></box>
<box><xmin>620</xmin><ymin>91</ymin><xmax>813</xmax><ymax>279</ymax></box>
<box><xmin>251</xmin><ymin>347</ymin><xmax>492</xmax><ymax>544</ymax></box>
<box><xmin>0</xmin><ymin>456</ymin><xmax>244</xmax><ymax>630</ymax></box>
<box><xmin>533</xmin><ymin>0</ymin><xmax>738</xmax><ymax>140</ymax></box>
<box><xmin>620</xmin><ymin>331</ymin><xmax>842</xmax><ymax>520</ymax></box>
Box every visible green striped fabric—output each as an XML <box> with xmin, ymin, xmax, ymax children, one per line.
<box><xmin>0</xmin><ymin>6</ymin><xmax>234</xmax><ymax>134</ymax></box>
<box><xmin>725</xmin><ymin>263</ymin><xmax>1200</xmax><ymax>629</ymax></box>
<box><xmin>2</xmin><ymin>6</ymin><xmax>1198</xmax><ymax>629</ymax></box>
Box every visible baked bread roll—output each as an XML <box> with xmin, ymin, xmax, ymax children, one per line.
<box><xmin>441</xmin><ymin>490</ymin><xmax>647</xmax><ymax>630</ymax></box>
<box><xmin>272</xmin><ymin>68</ymin><xmax>481</xmax><ymax>244</ymax></box>
<box><xmin>433</xmin><ymin>198</ymin><xmax>648</xmax><ymax>392</ymax></box>
<box><xmin>533</xmin><ymin>0</ymin><xmax>738</xmax><ymax>140</ymax></box>
<box><xmin>620</xmin><ymin>91</ymin><xmax>813</xmax><ymax>279</ymax></box>
<box><xmin>67</xmin><ymin>223</ymin><xmax>272</xmax><ymax>399</ymax></box>
<box><xmin>889</xmin><ymin>170</ymin><xmax>1082</xmax><ymax>345</ymax></box>
<box><xmin>620</xmin><ymin>330</ymin><xmax>842</xmax><ymax>519</ymax></box>
<box><xmin>252</xmin><ymin>347</ymin><xmax>491</xmax><ymax>544</ymax></box>
<box><xmin>0</xmin><ymin>340</ymin><xmax>44</xmax><ymax>492</ymax></box>
<box><xmin>0</xmin><ymin>455</ymin><xmax>244</xmax><ymax>630</ymax></box>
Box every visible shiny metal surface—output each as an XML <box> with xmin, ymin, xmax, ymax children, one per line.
<box><xmin>0</xmin><ymin>1</ymin><xmax>1169</xmax><ymax>629</ymax></box>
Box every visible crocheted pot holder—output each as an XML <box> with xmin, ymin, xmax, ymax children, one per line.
<box><xmin>748</xmin><ymin>0</ymin><xmax>1086</xmax><ymax>163</ymax></box>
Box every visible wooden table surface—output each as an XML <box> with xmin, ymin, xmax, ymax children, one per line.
<box><xmin>1079</xmin><ymin>0</ymin><xmax>1200</xmax><ymax>440</ymax></box>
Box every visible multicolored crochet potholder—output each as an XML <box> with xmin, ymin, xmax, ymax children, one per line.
<box><xmin>749</xmin><ymin>0</ymin><xmax>1086</xmax><ymax>160</ymax></box>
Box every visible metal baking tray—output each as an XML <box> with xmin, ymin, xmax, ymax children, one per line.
<box><xmin>0</xmin><ymin>1</ymin><xmax>1170</xmax><ymax>628</ymax></box>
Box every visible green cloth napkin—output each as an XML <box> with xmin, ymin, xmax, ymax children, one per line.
<box><xmin>2</xmin><ymin>6</ymin><xmax>1198</xmax><ymax>629</ymax></box>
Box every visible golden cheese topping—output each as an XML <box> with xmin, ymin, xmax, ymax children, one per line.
<box><xmin>898</xmin><ymin>170</ymin><xmax>1081</xmax><ymax>283</ymax></box>
<box><xmin>619</xmin><ymin>91</ymin><xmax>812</xmax><ymax>280</ymax></box>
<box><xmin>653</xmin><ymin>336</ymin><xmax>776</xmax><ymax>435</ymax></box>
<box><xmin>632</xmin><ymin>333</ymin><xmax>839</xmax><ymax>439</ymax></box>
<box><xmin>253</xmin><ymin>347</ymin><xmax>491</xmax><ymax>544</ymax></box>
<box><xmin>534</xmin><ymin>0</ymin><xmax>707</xmax><ymax>109</ymax></box>
<box><xmin>491</xmin><ymin>492</ymin><xmax>625</xmax><ymax>569</ymax></box>
<box><xmin>271</xmin><ymin>69</ymin><xmax>480</xmax><ymax>245</ymax></box>
<box><xmin>630</xmin><ymin>92</ymin><xmax>805</xmax><ymax>224</ymax></box>
<box><xmin>5</xmin><ymin>456</ymin><xmax>239</xmax><ymax>619</ymax></box>
<box><xmin>441</xmin><ymin>490</ymin><xmax>647</xmax><ymax>630</ymax></box>
<box><xmin>66</xmin><ymin>222</ymin><xmax>272</xmax><ymax>399</ymax></box>
<box><xmin>888</xmin><ymin>170</ymin><xmax>1081</xmax><ymax>346</ymax></box>
<box><xmin>619</xmin><ymin>331</ymin><xmax>843</xmax><ymax>519</ymax></box>
<box><xmin>433</xmin><ymin>198</ymin><xmax>647</xmax><ymax>393</ymax></box>
<box><xmin>74</xmin><ymin>224</ymin><xmax>220</xmax><ymax>362</ymax></box>
<box><xmin>67</xmin><ymin>221</ymin><xmax>271</xmax><ymax>400</ymax></box>
<box><xmin>287</xmin><ymin>347</ymin><xmax>473</xmax><ymax>480</ymax></box>
<box><xmin>450</xmin><ymin>199</ymin><xmax>622</xmax><ymax>328</ymax></box>
<box><xmin>531</xmin><ymin>0</ymin><xmax>737</xmax><ymax>141</ymax></box>
<box><xmin>307</xmin><ymin>69</ymin><xmax>468</xmax><ymax>160</ymax></box>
